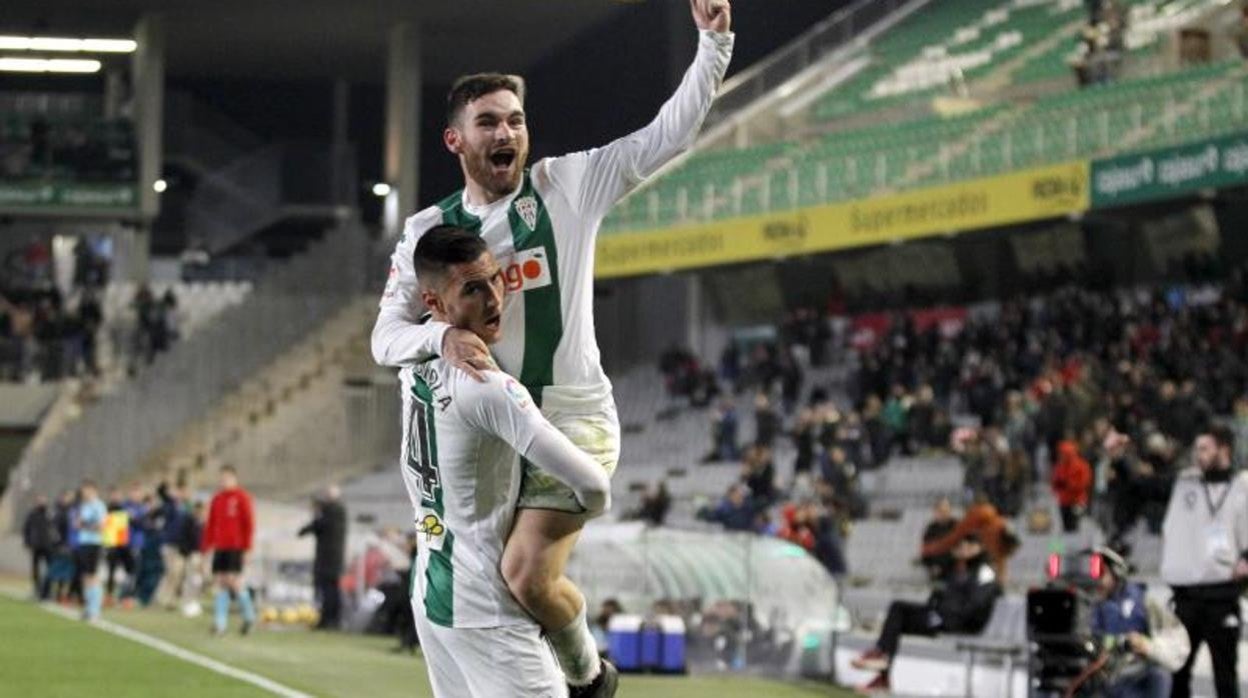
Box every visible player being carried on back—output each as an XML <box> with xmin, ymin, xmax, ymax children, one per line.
<box><xmin>399</xmin><ymin>225</ymin><xmax>612</xmax><ymax>697</ymax></box>
<box><xmin>373</xmin><ymin>1</ymin><xmax>733</xmax><ymax>695</ymax></box>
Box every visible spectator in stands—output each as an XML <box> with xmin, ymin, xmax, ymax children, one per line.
<box><xmin>920</xmin><ymin>497</ymin><xmax>957</xmax><ymax>582</ymax></box>
<box><xmin>22</xmin><ymin>495</ymin><xmax>58</xmax><ymax>600</ymax></box>
<box><xmin>1083</xmin><ymin>547</ymin><xmax>1187</xmax><ymax>698</ymax></box>
<box><xmin>78</xmin><ymin>289</ymin><xmax>102</xmax><ymax>376</ymax></box>
<box><xmin>920</xmin><ymin>492</ymin><xmax>1018</xmax><ymax>584</ymax></box>
<box><xmin>696</xmin><ymin>484</ymin><xmax>755</xmax><ymax>532</ymax></box>
<box><xmin>851</xmin><ymin>533</ymin><xmax>1001</xmax><ymax>693</ymax></box>
<box><xmin>202</xmin><ymin>465</ymin><xmax>257</xmax><ymax>636</ymax></box>
<box><xmin>1233</xmin><ymin>396</ymin><xmax>1248</xmax><ymax>469</ymax></box>
<box><xmin>907</xmin><ymin>385</ymin><xmax>937</xmax><ymax>453</ymax></box>
<box><xmin>628</xmin><ymin>481</ymin><xmax>670</xmax><ymax>527</ymax></box>
<box><xmin>791</xmin><ymin>406</ymin><xmax>818</xmax><ymax>491</ymax></box>
<box><xmin>1052</xmin><ymin>440</ymin><xmax>1093</xmax><ymax>533</ymax></box>
<box><xmin>741</xmin><ymin>445</ymin><xmax>777</xmax><ymax>505</ymax></box>
<box><xmin>703</xmin><ymin>398</ymin><xmax>740</xmax><ymax>462</ymax></box>
<box><xmin>753</xmin><ymin>393</ymin><xmax>780</xmax><ymax>448</ymax></box>
<box><xmin>299</xmin><ymin>485</ymin><xmax>347</xmax><ymax>631</ymax></box>
<box><xmin>882</xmin><ymin>385</ymin><xmax>909</xmax><ymax>456</ymax></box>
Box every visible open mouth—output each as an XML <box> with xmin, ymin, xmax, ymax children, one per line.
<box><xmin>484</xmin><ymin>313</ymin><xmax>501</xmax><ymax>330</ymax></box>
<box><xmin>489</xmin><ymin>148</ymin><xmax>516</xmax><ymax>171</ymax></box>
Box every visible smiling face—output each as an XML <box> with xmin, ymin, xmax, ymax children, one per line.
<box><xmin>445</xmin><ymin>89</ymin><xmax>530</xmax><ymax>202</ymax></box>
<box><xmin>422</xmin><ymin>250</ymin><xmax>506</xmax><ymax>345</ymax></box>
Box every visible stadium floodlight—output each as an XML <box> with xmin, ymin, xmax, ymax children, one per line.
<box><xmin>0</xmin><ymin>36</ymin><xmax>137</xmax><ymax>53</ymax></box>
<box><xmin>372</xmin><ymin>182</ymin><xmax>393</xmax><ymax>197</ymax></box>
<box><xmin>0</xmin><ymin>57</ymin><xmax>102</xmax><ymax>73</ymax></box>
<box><xmin>153</xmin><ymin>179</ymin><xmax>168</xmax><ymax>193</ymax></box>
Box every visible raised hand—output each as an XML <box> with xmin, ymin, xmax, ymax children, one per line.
<box><xmin>691</xmin><ymin>0</ymin><xmax>731</xmax><ymax>33</ymax></box>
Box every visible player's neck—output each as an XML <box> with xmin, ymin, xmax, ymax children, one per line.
<box><xmin>462</xmin><ymin>177</ymin><xmax>517</xmax><ymax>208</ymax></box>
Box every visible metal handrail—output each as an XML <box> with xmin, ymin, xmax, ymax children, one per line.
<box><xmin>703</xmin><ymin>0</ymin><xmax>913</xmax><ymax>130</ymax></box>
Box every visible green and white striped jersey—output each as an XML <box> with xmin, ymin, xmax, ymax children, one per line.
<box><xmin>400</xmin><ymin>361</ymin><xmax>544</xmax><ymax>628</ymax></box>
<box><xmin>401</xmin><ymin>358</ymin><xmax>610</xmax><ymax>629</ymax></box>
<box><xmin>374</xmin><ymin>30</ymin><xmax>735</xmax><ymax>412</ymax></box>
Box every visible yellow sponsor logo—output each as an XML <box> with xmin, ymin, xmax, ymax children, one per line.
<box><xmin>416</xmin><ymin>513</ymin><xmax>445</xmax><ymax>542</ymax></box>
<box><xmin>595</xmin><ymin>161</ymin><xmax>1090</xmax><ymax>278</ymax></box>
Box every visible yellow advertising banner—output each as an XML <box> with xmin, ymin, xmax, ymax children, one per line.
<box><xmin>595</xmin><ymin>160</ymin><xmax>1090</xmax><ymax>278</ymax></box>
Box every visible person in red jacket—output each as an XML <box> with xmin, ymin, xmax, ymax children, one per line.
<box><xmin>1051</xmin><ymin>440</ymin><xmax>1092</xmax><ymax>533</ymax></box>
<box><xmin>201</xmin><ymin>465</ymin><xmax>256</xmax><ymax>635</ymax></box>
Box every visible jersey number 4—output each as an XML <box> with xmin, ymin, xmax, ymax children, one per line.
<box><xmin>406</xmin><ymin>399</ymin><xmax>441</xmax><ymax>503</ymax></box>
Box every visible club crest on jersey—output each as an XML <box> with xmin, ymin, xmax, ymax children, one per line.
<box><xmin>515</xmin><ymin>196</ymin><xmax>538</xmax><ymax>231</ymax></box>
<box><xmin>503</xmin><ymin>247</ymin><xmax>553</xmax><ymax>293</ymax></box>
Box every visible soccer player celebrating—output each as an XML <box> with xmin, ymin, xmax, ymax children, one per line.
<box><xmin>400</xmin><ymin>226</ymin><xmax>613</xmax><ymax>696</ymax></box>
<box><xmin>373</xmin><ymin>1</ymin><xmax>733</xmax><ymax>693</ymax></box>
<box><xmin>201</xmin><ymin>465</ymin><xmax>257</xmax><ymax>636</ymax></box>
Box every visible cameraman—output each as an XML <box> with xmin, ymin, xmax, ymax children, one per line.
<box><xmin>1083</xmin><ymin>547</ymin><xmax>1188</xmax><ymax>698</ymax></box>
<box><xmin>1161</xmin><ymin>426</ymin><xmax>1246</xmax><ymax>698</ymax></box>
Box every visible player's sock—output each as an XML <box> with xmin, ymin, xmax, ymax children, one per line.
<box><xmin>213</xmin><ymin>589</ymin><xmax>230</xmax><ymax>631</ymax></box>
<box><xmin>237</xmin><ymin>586</ymin><xmax>256</xmax><ymax>623</ymax></box>
<box><xmin>84</xmin><ymin>584</ymin><xmax>102</xmax><ymax>619</ymax></box>
<box><xmin>549</xmin><ymin>597</ymin><xmax>602</xmax><ymax>686</ymax></box>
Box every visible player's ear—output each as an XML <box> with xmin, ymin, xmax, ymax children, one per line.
<box><xmin>444</xmin><ymin>127</ymin><xmax>462</xmax><ymax>155</ymax></box>
<box><xmin>419</xmin><ymin>286</ymin><xmax>444</xmax><ymax>317</ymax></box>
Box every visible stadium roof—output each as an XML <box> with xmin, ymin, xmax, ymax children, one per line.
<box><xmin>0</xmin><ymin>0</ymin><xmax>629</xmax><ymax>82</ymax></box>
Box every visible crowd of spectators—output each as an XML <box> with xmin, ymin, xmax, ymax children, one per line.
<box><xmin>1</xmin><ymin>237</ymin><xmax>180</xmax><ymax>382</ymax></box>
<box><xmin>655</xmin><ymin>262</ymin><xmax>1248</xmax><ymax>583</ymax></box>
<box><xmin>853</xmin><ymin>268</ymin><xmax>1248</xmax><ymax>552</ymax></box>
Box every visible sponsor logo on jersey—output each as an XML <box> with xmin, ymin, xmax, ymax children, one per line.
<box><xmin>515</xmin><ymin>195</ymin><xmax>538</xmax><ymax>231</ymax></box>
<box><xmin>504</xmin><ymin>378</ymin><xmax>531</xmax><ymax>409</ymax></box>
<box><xmin>502</xmin><ymin>247</ymin><xmax>552</xmax><ymax>293</ymax></box>
<box><xmin>416</xmin><ymin>513</ymin><xmax>447</xmax><ymax>549</ymax></box>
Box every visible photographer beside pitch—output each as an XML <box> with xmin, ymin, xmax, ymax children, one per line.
<box><xmin>1160</xmin><ymin>426</ymin><xmax>1246</xmax><ymax>698</ymax></box>
<box><xmin>373</xmin><ymin>1</ymin><xmax>733</xmax><ymax>693</ymax></box>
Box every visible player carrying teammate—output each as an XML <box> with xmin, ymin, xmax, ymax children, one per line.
<box><xmin>373</xmin><ymin>1</ymin><xmax>733</xmax><ymax>693</ymax></box>
<box><xmin>400</xmin><ymin>225</ymin><xmax>612</xmax><ymax>697</ymax></box>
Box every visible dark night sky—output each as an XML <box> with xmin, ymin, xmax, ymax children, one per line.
<box><xmin>167</xmin><ymin>1</ymin><xmax>849</xmax><ymax>211</ymax></box>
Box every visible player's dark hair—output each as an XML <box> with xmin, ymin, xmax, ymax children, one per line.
<box><xmin>446</xmin><ymin>73</ymin><xmax>525</xmax><ymax>126</ymax></box>
<box><xmin>220</xmin><ymin>464</ymin><xmax>237</xmax><ymax>476</ymax></box>
<box><xmin>414</xmin><ymin>225</ymin><xmax>488</xmax><ymax>288</ymax></box>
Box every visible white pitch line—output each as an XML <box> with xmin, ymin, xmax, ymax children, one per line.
<box><xmin>16</xmin><ymin>594</ymin><xmax>313</xmax><ymax>698</ymax></box>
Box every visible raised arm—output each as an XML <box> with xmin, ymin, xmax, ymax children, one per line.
<box><xmin>464</xmin><ymin>373</ymin><xmax>611</xmax><ymax>516</ymax></box>
<box><xmin>543</xmin><ymin>0</ymin><xmax>734</xmax><ymax>223</ymax></box>
<box><xmin>372</xmin><ymin>214</ymin><xmax>452</xmax><ymax>367</ymax></box>
<box><xmin>372</xmin><ymin>213</ymin><xmax>494</xmax><ymax>379</ymax></box>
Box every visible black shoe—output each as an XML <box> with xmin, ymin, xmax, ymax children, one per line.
<box><xmin>569</xmin><ymin>660</ymin><xmax>618</xmax><ymax>698</ymax></box>
<box><xmin>240</xmin><ymin>619</ymin><xmax>253</xmax><ymax>636</ymax></box>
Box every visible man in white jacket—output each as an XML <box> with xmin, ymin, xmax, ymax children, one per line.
<box><xmin>374</xmin><ymin>2</ymin><xmax>733</xmax><ymax>694</ymax></box>
<box><xmin>1160</xmin><ymin>426</ymin><xmax>1247</xmax><ymax>698</ymax></box>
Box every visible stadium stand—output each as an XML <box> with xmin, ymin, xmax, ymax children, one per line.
<box><xmin>0</xmin><ymin>224</ymin><xmax>369</xmax><ymax>532</ymax></box>
<box><xmin>603</xmin><ymin>0</ymin><xmax>1247</xmax><ymax>233</ymax></box>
